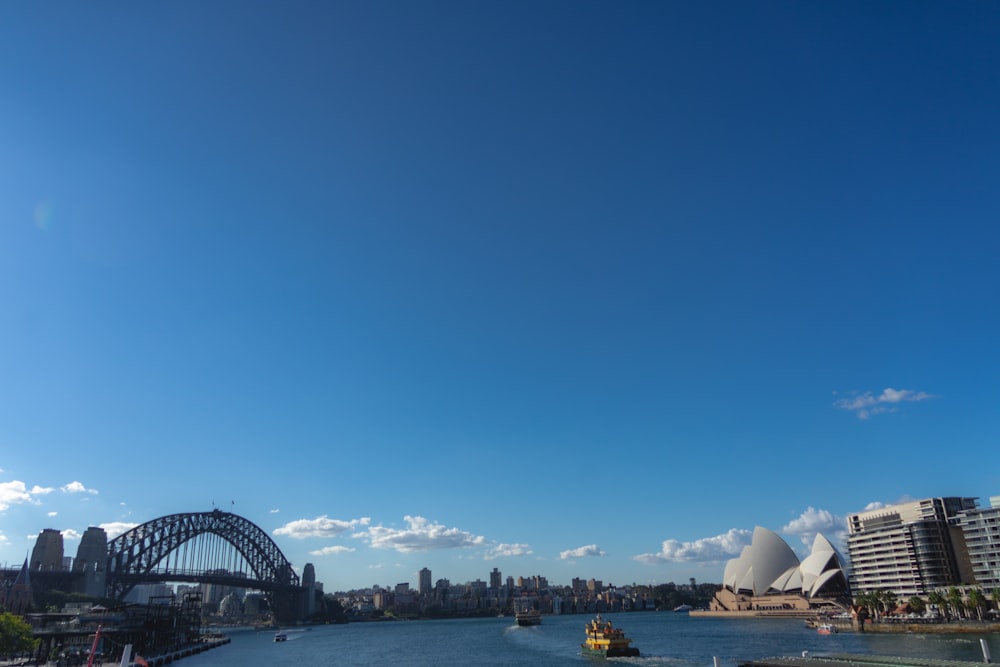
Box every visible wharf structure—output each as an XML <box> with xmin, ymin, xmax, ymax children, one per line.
<box><xmin>20</xmin><ymin>593</ymin><xmax>222</xmax><ymax>666</ymax></box>
<box><xmin>738</xmin><ymin>653</ymin><xmax>995</xmax><ymax>667</ymax></box>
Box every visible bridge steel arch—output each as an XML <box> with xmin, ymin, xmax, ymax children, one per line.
<box><xmin>107</xmin><ymin>510</ymin><xmax>303</xmax><ymax>621</ymax></box>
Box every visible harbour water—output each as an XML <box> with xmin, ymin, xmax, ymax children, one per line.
<box><xmin>181</xmin><ymin>614</ymin><xmax>1000</xmax><ymax>666</ymax></box>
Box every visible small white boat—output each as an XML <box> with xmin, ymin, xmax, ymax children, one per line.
<box><xmin>274</xmin><ymin>632</ymin><xmax>288</xmax><ymax>642</ymax></box>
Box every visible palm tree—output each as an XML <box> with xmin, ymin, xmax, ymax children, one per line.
<box><xmin>882</xmin><ymin>590</ymin><xmax>898</xmax><ymax>618</ymax></box>
<box><xmin>927</xmin><ymin>590</ymin><xmax>946</xmax><ymax>620</ymax></box>
<box><xmin>966</xmin><ymin>588</ymin><xmax>986</xmax><ymax>621</ymax></box>
<box><xmin>992</xmin><ymin>588</ymin><xmax>1000</xmax><ymax>614</ymax></box>
<box><xmin>854</xmin><ymin>591</ymin><xmax>873</xmax><ymax>621</ymax></box>
<box><xmin>907</xmin><ymin>596</ymin><xmax>926</xmax><ymax>616</ymax></box>
<box><xmin>946</xmin><ymin>586</ymin><xmax>965</xmax><ymax>621</ymax></box>
<box><xmin>873</xmin><ymin>589</ymin><xmax>889</xmax><ymax>622</ymax></box>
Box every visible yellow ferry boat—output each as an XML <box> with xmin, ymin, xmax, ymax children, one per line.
<box><xmin>581</xmin><ymin>613</ymin><xmax>640</xmax><ymax>658</ymax></box>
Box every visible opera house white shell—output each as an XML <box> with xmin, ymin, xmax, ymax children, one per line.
<box><xmin>722</xmin><ymin>526</ymin><xmax>849</xmax><ymax>598</ymax></box>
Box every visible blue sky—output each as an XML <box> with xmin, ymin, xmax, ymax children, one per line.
<box><xmin>2</xmin><ymin>2</ymin><xmax>998</xmax><ymax>593</ymax></box>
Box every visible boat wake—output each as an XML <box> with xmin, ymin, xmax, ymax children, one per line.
<box><xmin>606</xmin><ymin>655</ymin><xmax>700</xmax><ymax>666</ymax></box>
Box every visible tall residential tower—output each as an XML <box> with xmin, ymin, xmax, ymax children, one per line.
<box><xmin>846</xmin><ymin>497</ymin><xmax>976</xmax><ymax>597</ymax></box>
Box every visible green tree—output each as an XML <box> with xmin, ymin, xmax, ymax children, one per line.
<box><xmin>927</xmin><ymin>590</ymin><xmax>946</xmax><ymax>620</ymax></box>
<box><xmin>881</xmin><ymin>590</ymin><xmax>898</xmax><ymax>617</ymax></box>
<box><xmin>868</xmin><ymin>589</ymin><xmax>886</xmax><ymax>621</ymax></box>
<box><xmin>855</xmin><ymin>591</ymin><xmax>879</xmax><ymax>621</ymax></box>
<box><xmin>907</xmin><ymin>596</ymin><xmax>926</xmax><ymax>616</ymax></box>
<box><xmin>0</xmin><ymin>611</ymin><xmax>38</xmax><ymax>657</ymax></box>
<box><xmin>966</xmin><ymin>588</ymin><xmax>986</xmax><ymax>621</ymax></box>
<box><xmin>946</xmin><ymin>586</ymin><xmax>965</xmax><ymax>621</ymax></box>
<box><xmin>991</xmin><ymin>589</ymin><xmax>1000</xmax><ymax>613</ymax></box>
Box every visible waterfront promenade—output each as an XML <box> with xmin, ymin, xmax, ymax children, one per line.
<box><xmin>693</xmin><ymin>609</ymin><xmax>1000</xmax><ymax>635</ymax></box>
<box><xmin>837</xmin><ymin>620</ymin><xmax>1000</xmax><ymax>635</ymax></box>
<box><xmin>0</xmin><ymin>635</ymin><xmax>229</xmax><ymax>667</ymax></box>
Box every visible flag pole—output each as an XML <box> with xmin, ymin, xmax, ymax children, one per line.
<box><xmin>85</xmin><ymin>624</ymin><xmax>103</xmax><ymax>667</ymax></box>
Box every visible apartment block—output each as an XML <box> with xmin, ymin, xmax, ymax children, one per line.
<box><xmin>847</xmin><ymin>497</ymin><xmax>976</xmax><ymax>598</ymax></box>
<box><xmin>956</xmin><ymin>496</ymin><xmax>1000</xmax><ymax>591</ymax></box>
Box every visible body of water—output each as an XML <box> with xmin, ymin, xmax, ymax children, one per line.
<box><xmin>182</xmin><ymin>614</ymin><xmax>1000</xmax><ymax>666</ymax></box>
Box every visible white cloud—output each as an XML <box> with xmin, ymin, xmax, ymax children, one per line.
<box><xmin>356</xmin><ymin>516</ymin><xmax>486</xmax><ymax>553</ymax></box>
<box><xmin>47</xmin><ymin>511</ymin><xmax>58</xmax><ymax>517</ymax></box>
<box><xmin>63</xmin><ymin>529</ymin><xmax>82</xmax><ymax>541</ymax></box>
<box><xmin>834</xmin><ymin>387</ymin><xmax>935</xmax><ymax>419</ymax></box>
<box><xmin>61</xmin><ymin>481</ymin><xmax>98</xmax><ymax>495</ymax></box>
<box><xmin>485</xmin><ymin>543</ymin><xmax>533</xmax><ymax>560</ymax></box>
<box><xmin>782</xmin><ymin>507</ymin><xmax>838</xmax><ymax>535</ymax></box>
<box><xmin>782</xmin><ymin>506</ymin><xmax>847</xmax><ymax>548</ymax></box>
<box><xmin>274</xmin><ymin>516</ymin><xmax>371</xmax><ymax>539</ymax></box>
<box><xmin>633</xmin><ymin>528</ymin><xmax>752</xmax><ymax>564</ymax></box>
<box><xmin>860</xmin><ymin>495</ymin><xmax>915</xmax><ymax>512</ymax></box>
<box><xmin>0</xmin><ymin>531</ymin><xmax>8</xmax><ymax>546</ymax></box>
<box><xmin>559</xmin><ymin>544</ymin><xmax>606</xmax><ymax>560</ymax></box>
<box><xmin>0</xmin><ymin>481</ymin><xmax>54</xmax><ymax>510</ymax></box>
<box><xmin>309</xmin><ymin>545</ymin><xmax>356</xmax><ymax>556</ymax></box>
<box><xmin>270</xmin><ymin>508</ymin><xmax>280</xmax><ymax>514</ymax></box>
<box><xmin>100</xmin><ymin>522</ymin><xmax>139</xmax><ymax>539</ymax></box>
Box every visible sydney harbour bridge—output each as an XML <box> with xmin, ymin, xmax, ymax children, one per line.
<box><xmin>15</xmin><ymin>510</ymin><xmax>315</xmax><ymax>623</ymax></box>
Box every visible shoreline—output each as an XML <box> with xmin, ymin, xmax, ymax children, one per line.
<box><xmin>690</xmin><ymin>611</ymin><xmax>1000</xmax><ymax>634</ymax></box>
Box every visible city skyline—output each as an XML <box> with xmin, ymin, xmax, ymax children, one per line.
<box><xmin>2</xmin><ymin>2</ymin><xmax>999</xmax><ymax>592</ymax></box>
<box><xmin>5</xmin><ymin>492</ymin><xmax>999</xmax><ymax>594</ymax></box>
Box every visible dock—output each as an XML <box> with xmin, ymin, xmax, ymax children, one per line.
<box><xmin>130</xmin><ymin>634</ymin><xmax>231</xmax><ymax>666</ymax></box>
<box><xmin>738</xmin><ymin>653</ymin><xmax>992</xmax><ymax>667</ymax></box>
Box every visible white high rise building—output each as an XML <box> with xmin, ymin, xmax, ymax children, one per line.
<box><xmin>847</xmin><ymin>497</ymin><xmax>977</xmax><ymax>598</ymax></box>
<box><xmin>956</xmin><ymin>496</ymin><xmax>1000</xmax><ymax>591</ymax></box>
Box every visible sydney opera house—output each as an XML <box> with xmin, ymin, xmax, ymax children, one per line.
<box><xmin>708</xmin><ymin>526</ymin><xmax>851</xmax><ymax>615</ymax></box>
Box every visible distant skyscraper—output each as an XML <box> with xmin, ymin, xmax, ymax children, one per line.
<box><xmin>419</xmin><ymin>567</ymin><xmax>432</xmax><ymax>596</ymax></box>
<box><xmin>490</xmin><ymin>567</ymin><xmax>501</xmax><ymax>591</ymax></box>
<box><xmin>302</xmin><ymin>563</ymin><xmax>317</xmax><ymax>617</ymax></box>
<box><xmin>847</xmin><ymin>496</ymin><xmax>977</xmax><ymax>597</ymax></box>
<box><xmin>30</xmin><ymin>528</ymin><xmax>64</xmax><ymax>572</ymax></box>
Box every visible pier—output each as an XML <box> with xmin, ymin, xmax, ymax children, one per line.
<box><xmin>739</xmin><ymin>653</ymin><xmax>993</xmax><ymax>667</ymax></box>
<box><xmin>127</xmin><ymin>634</ymin><xmax>230</xmax><ymax>667</ymax></box>
<box><xmin>0</xmin><ymin>634</ymin><xmax>229</xmax><ymax>667</ymax></box>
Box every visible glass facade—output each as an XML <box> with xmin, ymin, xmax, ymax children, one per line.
<box><xmin>846</xmin><ymin>497</ymin><xmax>977</xmax><ymax>597</ymax></box>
